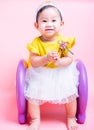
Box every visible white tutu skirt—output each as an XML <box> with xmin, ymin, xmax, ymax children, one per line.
<box><xmin>24</xmin><ymin>61</ymin><xmax>79</xmax><ymax>105</ymax></box>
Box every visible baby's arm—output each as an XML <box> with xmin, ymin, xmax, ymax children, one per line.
<box><xmin>54</xmin><ymin>53</ymin><xmax>73</xmax><ymax>67</ymax></box>
<box><xmin>30</xmin><ymin>52</ymin><xmax>48</xmax><ymax>67</ymax></box>
<box><xmin>30</xmin><ymin>50</ymin><xmax>58</xmax><ymax>67</ymax></box>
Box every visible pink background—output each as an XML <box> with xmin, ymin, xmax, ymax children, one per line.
<box><xmin>0</xmin><ymin>0</ymin><xmax>94</xmax><ymax>130</ymax></box>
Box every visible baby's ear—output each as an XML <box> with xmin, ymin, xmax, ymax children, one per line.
<box><xmin>34</xmin><ymin>22</ymin><xmax>38</xmax><ymax>29</ymax></box>
<box><xmin>61</xmin><ymin>21</ymin><xmax>64</xmax><ymax>26</ymax></box>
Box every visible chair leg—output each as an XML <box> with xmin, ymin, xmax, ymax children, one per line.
<box><xmin>76</xmin><ymin>59</ymin><xmax>88</xmax><ymax>124</ymax></box>
<box><xmin>16</xmin><ymin>59</ymin><xmax>27</xmax><ymax>124</ymax></box>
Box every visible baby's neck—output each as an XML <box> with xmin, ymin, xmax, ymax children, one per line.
<box><xmin>40</xmin><ymin>36</ymin><xmax>57</xmax><ymax>43</ymax></box>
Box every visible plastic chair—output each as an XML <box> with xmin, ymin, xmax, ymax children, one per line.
<box><xmin>16</xmin><ymin>59</ymin><xmax>88</xmax><ymax>124</ymax></box>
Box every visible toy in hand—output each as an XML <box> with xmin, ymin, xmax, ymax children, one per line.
<box><xmin>58</xmin><ymin>40</ymin><xmax>74</xmax><ymax>58</ymax></box>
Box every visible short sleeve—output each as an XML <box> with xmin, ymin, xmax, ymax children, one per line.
<box><xmin>27</xmin><ymin>38</ymin><xmax>40</xmax><ymax>55</ymax></box>
<box><xmin>66</xmin><ymin>37</ymin><xmax>76</xmax><ymax>49</ymax></box>
<box><xmin>59</xmin><ymin>35</ymin><xmax>76</xmax><ymax>49</ymax></box>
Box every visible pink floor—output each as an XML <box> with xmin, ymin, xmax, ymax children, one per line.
<box><xmin>0</xmin><ymin>0</ymin><xmax>94</xmax><ymax>130</ymax></box>
<box><xmin>0</xmin><ymin>74</ymin><xmax>93</xmax><ymax>130</ymax></box>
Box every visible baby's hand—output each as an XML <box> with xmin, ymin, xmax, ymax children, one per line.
<box><xmin>54</xmin><ymin>56</ymin><xmax>73</xmax><ymax>67</ymax></box>
<box><xmin>47</xmin><ymin>50</ymin><xmax>59</xmax><ymax>62</ymax></box>
<box><xmin>54</xmin><ymin>58</ymin><xmax>63</xmax><ymax>67</ymax></box>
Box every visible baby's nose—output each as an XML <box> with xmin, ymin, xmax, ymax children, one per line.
<box><xmin>46</xmin><ymin>21</ymin><xmax>53</xmax><ymax>26</ymax></box>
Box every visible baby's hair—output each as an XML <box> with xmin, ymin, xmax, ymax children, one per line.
<box><xmin>36</xmin><ymin>3</ymin><xmax>63</xmax><ymax>23</ymax></box>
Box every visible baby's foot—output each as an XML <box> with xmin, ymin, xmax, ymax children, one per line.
<box><xmin>27</xmin><ymin>118</ymin><xmax>40</xmax><ymax>130</ymax></box>
<box><xmin>67</xmin><ymin>117</ymin><xmax>78</xmax><ymax>130</ymax></box>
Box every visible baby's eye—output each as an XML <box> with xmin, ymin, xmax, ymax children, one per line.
<box><xmin>42</xmin><ymin>20</ymin><xmax>47</xmax><ymax>22</ymax></box>
<box><xmin>52</xmin><ymin>19</ymin><xmax>56</xmax><ymax>22</ymax></box>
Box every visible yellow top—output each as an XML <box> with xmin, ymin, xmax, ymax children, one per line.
<box><xmin>27</xmin><ymin>34</ymin><xmax>75</xmax><ymax>68</ymax></box>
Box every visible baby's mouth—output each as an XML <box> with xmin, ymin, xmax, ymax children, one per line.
<box><xmin>45</xmin><ymin>28</ymin><xmax>54</xmax><ymax>32</ymax></box>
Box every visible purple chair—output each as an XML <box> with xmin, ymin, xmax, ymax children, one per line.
<box><xmin>16</xmin><ymin>59</ymin><xmax>88</xmax><ymax>124</ymax></box>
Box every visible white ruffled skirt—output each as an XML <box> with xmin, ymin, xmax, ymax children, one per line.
<box><xmin>24</xmin><ymin>61</ymin><xmax>79</xmax><ymax>105</ymax></box>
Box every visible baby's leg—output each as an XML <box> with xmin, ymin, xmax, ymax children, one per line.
<box><xmin>27</xmin><ymin>101</ymin><xmax>40</xmax><ymax>130</ymax></box>
<box><xmin>65</xmin><ymin>99</ymin><xmax>78</xmax><ymax>130</ymax></box>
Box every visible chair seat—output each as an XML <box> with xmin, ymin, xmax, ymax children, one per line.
<box><xmin>16</xmin><ymin>59</ymin><xmax>88</xmax><ymax>124</ymax></box>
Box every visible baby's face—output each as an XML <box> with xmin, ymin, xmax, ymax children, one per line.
<box><xmin>35</xmin><ymin>7</ymin><xmax>63</xmax><ymax>39</ymax></box>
